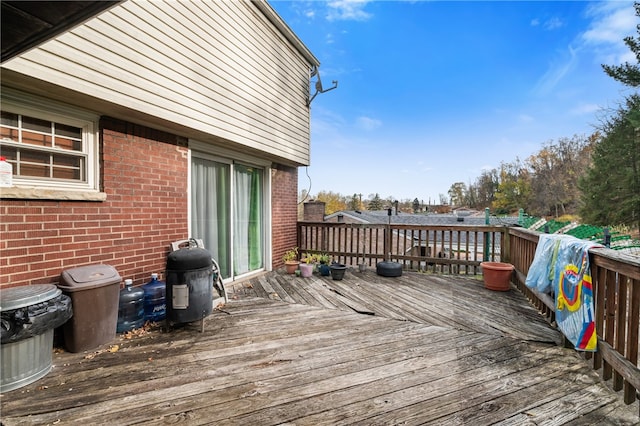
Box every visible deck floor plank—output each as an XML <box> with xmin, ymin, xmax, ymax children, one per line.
<box><xmin>1</xmin><ymin>270</ymin><xmax>637</xmax><ymax>425</ymax></box>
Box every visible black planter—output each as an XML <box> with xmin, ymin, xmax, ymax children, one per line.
<box><xmin>329</xmin><ymin>263</ymin><xmax>347</xmax><ymax>280</ymax></box>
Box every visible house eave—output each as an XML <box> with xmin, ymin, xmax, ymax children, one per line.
<box><xmin>252</xmin><ymin>0</ymin><xmax>320</xmax><ymax>68</ymax></box>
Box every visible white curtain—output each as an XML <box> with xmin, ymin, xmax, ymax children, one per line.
<box><xmin>191</xmin><ymin>157</ymin><xmax>230</xmax><ymax>278</ymax></box>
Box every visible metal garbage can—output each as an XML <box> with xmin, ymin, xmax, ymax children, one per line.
<box><xmin>1</xmin><ymin>285</ymin><xmax>72</xmax><ymax>392</ymax></box>
<box><xmin>58</xmin><ymin>264</ymin><xmax>121</xmax><ymax>353</ymax></box>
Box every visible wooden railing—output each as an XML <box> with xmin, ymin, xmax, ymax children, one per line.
<box><xmin>297</xmin><ymin>221</ymin><xmax>508</xmax><ymax>275</ymax></box>
<box><xmin>510</xmin><ymin>227</ymin><xmax>640</xmax><ymax>408</ymax></box>
<box><xmin>297</xmin><ymin>221</ymin><xmax>640</xmax><ymax>409</ymax></box>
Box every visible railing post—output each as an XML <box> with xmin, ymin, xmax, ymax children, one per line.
<box><xmin>518</xmin><ymin>208</ymin><xmax>524</xmax><ymax>226</ymax></box>
<box><xmin>484</xmin><ymin>207</ymin><xmax>490</xmax><ymax>261</ymax></box>
<box><xmin>386</xmin><ymin>207</ymin><xmax>392</xmax><ymax>261</ymax></box>
<box><xmin>502</xmin><ymin>227</ymin><xmax>510</xmax><ymax>263</ymax></box>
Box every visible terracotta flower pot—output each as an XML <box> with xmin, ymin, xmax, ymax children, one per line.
<box><xmin>284</xmin><ymin>261</ymin><xmax>300</xmax><ymax>275</ymax></box>
<box><xmin>480</xmin><ymin>262</ymin><xmax>514</xmax><ymax>291</ymax></box>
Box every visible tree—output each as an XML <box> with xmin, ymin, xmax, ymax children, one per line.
<box><xmin>412</xmin><ymin>198</ymin><xmax>421</xmax><ymax>213</ymax></box>
<box><xmin>447</xmin><ymin>182</ymin><xmax>467</xmax><ymax>207</ymax></box>
<box><xmin>580</xmin><ymin>3</ymin><xmax>640</xmax><ymax>231</ymax></box>
<box><xmin>492</xmin><ymin>159</ymin><xmax>531</xmax><ymax>214</ymax></box>
<box><xmin>314</xmin><ymin>190</ymin><xmax>347</xmax><ymax>215</ymax></box>
<box><xmin>527</xmin><ymin>135</ymin><xmax>595</xmax><ymax>217</ymax></box>
<box><xmin>473</xmin><ymin>169</ymin><xmax>498</xmax><ymax>209</ymax></box>
<box><xmin>367</xmin><ymin>193</ymin><xmax>384</xmax><ymax>210</ymax></box>
<box><xmin>347</xmin><ymin>193</ymin><xmax>360</xmax><ymax>210</ymax></box>
<box><xmin>580</xmin><ymin>95</ymin><xmax>640</xmax><ymax>231</ymax></box>
<box><xmin>602</xmin><ymin>2</ymin><xmax>640</xmax><ymax>87</ymax></box>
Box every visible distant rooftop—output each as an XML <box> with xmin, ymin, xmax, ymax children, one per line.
<box><xmin>324</xmin><ymin>209</ymin><xmax>519</xmax><ymax>227</ymax></box>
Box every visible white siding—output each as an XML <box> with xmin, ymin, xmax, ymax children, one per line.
<box><xmin>1</xmin><ymin>0</ymin><xmax>318</xmax><ymax>165</ymax></box>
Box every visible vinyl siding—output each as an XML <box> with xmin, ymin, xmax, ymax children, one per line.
<box><xmin>1</xmin><ymin>0</ymin><xmax>317</xmax><ymax>165</ymax></box>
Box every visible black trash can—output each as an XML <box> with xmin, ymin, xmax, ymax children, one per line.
<box><xmin>58</xmin><ymin>264</ymin><xmax>121</xmax><ymax>352</ymax></box>
<box><xmin>1</xmin><ymin>285</ymin><xmax>72</xmax><ymax>392</ymax></box>
<box><xmin>166</xmin><ymin>246</ymin><xmax>213</xmax><ymax>327</ymax></box>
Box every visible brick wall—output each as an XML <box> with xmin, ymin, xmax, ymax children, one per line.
<box><xmin>0</xmin><ymin>117</ymin><xmax>189</xmax><ymax>288</ymax></box>
<box><xmin>271</xmin><ymin>164</ymin><xmax>298</xmax><ymax>267</ymax></box>
<box><xmin>303</xmin><ymin>201</ymin><xmax>326</xmax><ymax>221</ymax></box>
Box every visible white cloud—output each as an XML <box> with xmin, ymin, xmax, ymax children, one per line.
<box><xmin>581</xmin><ymin>2</ymin><xmax>636</xmax><ymax>63</ymax></box>
<box><xmin>518</xmin><ymin>114</ymin><xmax>535</xmax><ymax>123</ymax></box>
<box><xmin>583</xmin><ymin>2</ymin><xmax>635</xmax><ymax>44</ymax></box>
<box><xmin>531</xmin><ymin>15</ymin><xmax>564</xmax><ymax>30</ymax></box>
<box><xmin>326</xmin><ymin>0</ymin><xmax>373</xmax><ymax>21</ymax></box>
<box><xmin>532</xmin><ymin>45</ymin><xmax>578</xmax><ymax>95</ymax></box>
<box><xmin>543</xmin><ymin>17</ymin><xmax>564</xmax><ymax>31</ymax></box>
<box><xmin>569</xmin><ymin>103</ymin><xmax>601</xmax><ymax>116</ymax></box>
<box><xmin>355</xmin><ymin>116</ymin><xmax>382</xmax><ymax>131</ymax></box>
<box><xmin>326</xmin><ymin>32</ymin><xmax>335</xmax><ymax>45</ymax></box>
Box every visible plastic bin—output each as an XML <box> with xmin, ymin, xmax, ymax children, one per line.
<box><xmin>1</xmin><ymin>285</ymin><xmax>73</xmax><ymax>392</ymax></box>
<box><xmin>58</xmin><ymin>264</ymin><xmax>121</xmax><ymax>353</ymax></box>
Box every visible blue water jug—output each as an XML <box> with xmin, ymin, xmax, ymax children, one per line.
<box><xmin>117</xmin><ymin>279</ymin><xmax>145</xmax><ymax>333</ymax></box>
<box><xmin>143</xmin><ymin>273</ymin><xmax>166</xmax><ymax>322</ymax></box>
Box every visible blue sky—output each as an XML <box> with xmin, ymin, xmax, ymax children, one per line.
<box><xmin>269</xmin><ymin>0</ymin><xmax>637</xmax><ymax>204</ymax></box>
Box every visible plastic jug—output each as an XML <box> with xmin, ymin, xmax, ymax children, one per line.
<box><xmin>116</xmin><ymin>279</ymin><xmax>145</xmax><ymax>333</ymax></box>
<box><xmin>143</xmin><ymin>273</ymin><xmax>166</xmax><ymax>322</ymax></box>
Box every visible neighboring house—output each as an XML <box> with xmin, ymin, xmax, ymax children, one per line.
<box><xmin>0</xmin><ymin>0</ymin><xmax>319</xmax><ymax>288</ymax></box>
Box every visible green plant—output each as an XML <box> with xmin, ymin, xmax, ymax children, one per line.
<box><xmin>283</xmin><ymin>247</ymin><xmax>299</xmax><ymax>263</ymax></box>
<box><xmin>318</xmin><ymin>253</ymin><xmax>331</xmax><ymax>264</ymax></box>
<box><xmin>303</xmin><ymin>253</ymin><xmax>317</xmax><ymax>264</ymax></box>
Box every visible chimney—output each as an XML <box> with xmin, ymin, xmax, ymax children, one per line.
<box><xmin>303</xmin><ymin>200</ymin><xmax>326</xmax><ymax>222</ymax></box>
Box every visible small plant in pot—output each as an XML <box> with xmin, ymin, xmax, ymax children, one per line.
<box><xmin>299</xmin><ymin>253</ymin><xmax>316</xmax><ymax>278</ymax></box>
<box><xmin>318</xmin><ymin>253</ymin><xmax>331</xmax><ymax>276</ymax></box>
<box><xmin>283</xmin><ymin>247</ymin><xmax>300</xmax><ymax>274</ymax></box>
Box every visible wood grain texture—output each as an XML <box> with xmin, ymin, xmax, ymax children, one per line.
<box><xmin>1</xmin><ymin>270</ymin><xmax>637</xmax><ymax>425</ymax></box>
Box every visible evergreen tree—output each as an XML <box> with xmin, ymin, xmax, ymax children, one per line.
<box><xmin>602</xmin><ymin>2</ymin><xmax>640</xmax><ymax>87</ymax></box>
<box><xmin>580</xmin><ymin>3</ymin><xmax>640</xmax><ymax>231</ymax></box>
<box><xmin>579</xmin><ymin>95</ymin><xmax>640</xmax><ymax>230</ymax></box>
<box><xmin>348</xmin><ymin>193</ymin><xmax>360</xmax><ymax>210</ymax></box>
<box><xmin>412</xmin><ymin>198</ymin><xmax>420</xmax><ymax>213</ymax></box>
<box><xmin>367</xmin><ymin>193</ymin><xmax>384</xmax><ymax>210</ymax></box>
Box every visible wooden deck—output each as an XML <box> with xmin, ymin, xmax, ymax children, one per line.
<box><xmin>1</xmin><ymin>269</ymin><xmax>638</xmax><ymax>425</ymax></box>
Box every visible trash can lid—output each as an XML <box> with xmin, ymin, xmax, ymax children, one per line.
<box><xmin>58</xmin><ymin>264</ymin><xmax>121</xmax><ymax>292</ymax></box>
<box><xmin>0</xmin><ymin>284</ymin><xmax>61</xmax><ymax>311</ymax></box>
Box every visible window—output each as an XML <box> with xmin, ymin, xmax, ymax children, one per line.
<box><xmin>0</xmin><ymin>92</ymin><xmax>99</xmax><ymax>192</ymax></box>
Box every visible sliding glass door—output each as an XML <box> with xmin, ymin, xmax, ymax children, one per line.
<box><xmin>233</xmin><ymin>164</ymin><xmax>263</xmax><ymax>275</ymax></box>
<box><xmin>191</xmin><ymin>155</ymin><xmax>264</xmax><ymax>280</ymax></box>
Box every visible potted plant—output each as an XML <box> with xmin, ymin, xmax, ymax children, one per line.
<box><xmin>318</xmin><ymin>253</ymin><xmax>331</xmax><ymax>276</ymax></box>
<box><xmin>480</xmin><ymin>261</ymin><xmax>514</xmax><ymax>291</ymax></box>
<box><xmin>299</xmin><ymin>253</ymin><xmax>315</xmax><ymax>278</ymax></box>
<box><xmin>283</xmin><ymin>247</ymin><xmax>300</xmax><ymax>275</ymax></box>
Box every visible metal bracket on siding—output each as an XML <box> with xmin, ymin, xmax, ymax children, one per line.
<box><xmin>307</xmin><ymin>66</ymin><xmax>338</xmax><ymax>106</ymax></box>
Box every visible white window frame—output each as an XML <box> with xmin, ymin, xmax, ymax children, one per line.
<box><xmin>1</xmin><ymin>89</ymin><xmax>100</xmax><ymax>193</ymax></box>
